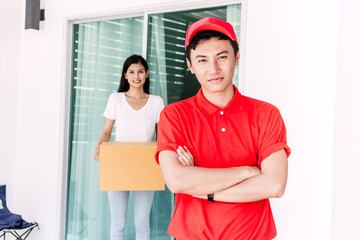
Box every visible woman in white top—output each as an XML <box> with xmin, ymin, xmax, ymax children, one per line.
<box><xmin>94</xmin><ymin>55</ymin><xmax>164</xmax><ymax>240</ymax></box>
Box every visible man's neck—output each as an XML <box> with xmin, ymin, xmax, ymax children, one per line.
<box><xmin>202</xmin><ymin>87</ymin><xmax>235</xmax><ymax>109</ymax></box>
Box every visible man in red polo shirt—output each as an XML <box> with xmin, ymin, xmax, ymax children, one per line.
<box><xmin>155</xmin><ymin>17</ymin><xmax>291</xmax><ymax>240</ymax></box>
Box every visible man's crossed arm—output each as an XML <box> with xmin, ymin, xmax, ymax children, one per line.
<box><xmin>158</xmin><ymin>148</ymin><xmax>288</xmax><ymax>203</ymax></box>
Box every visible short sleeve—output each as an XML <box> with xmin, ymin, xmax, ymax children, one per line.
<box><xmin>257</xmin><ymin>107</ymin><xmax>291</xmax><ymax>166</ymax></box>
<box><xmin>155</xmin><ymin>106</ymin><xmax>187</xmax><ymax>164</ymax></box>
<box><xmin>155</xmin><ymin>97</ymin><xmax>165</xmax><ymax>123</ymax></box>
<box><xmin>103</xmin><ymin>93</ymin><xmax>116</xmax><ymax>120</ymax></box>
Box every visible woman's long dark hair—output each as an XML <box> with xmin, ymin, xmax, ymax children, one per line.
<box><xmin>117</xmin><ymin>55</ymin><xmax>150</xmax><ymax>93</ymax></box>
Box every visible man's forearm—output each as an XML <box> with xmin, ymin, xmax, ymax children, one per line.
<box><xmin>211</xmin><ymin>172</ymin><xmax>286</xmax><ymax>203</ymax></box>
<box><xmin>159</xmin><ymin>150</ymin><xmax>259</xmax><ymax>195</ymax></box>
<box><xmin>199</xmin><ymin>150</ymin><xmax>288</xmax><ymax>203</ymax></box>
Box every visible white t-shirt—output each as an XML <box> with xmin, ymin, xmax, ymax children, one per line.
<box><xmin>103</xmin><ymin>92</ymin><xmax>164</xmax><ymax>142</ymax></box>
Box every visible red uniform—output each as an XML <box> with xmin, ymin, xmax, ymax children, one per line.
<box><xmin>156</xmin><ymin>86</ymin><xmax>290</xmax><ymax>240</ymax></box>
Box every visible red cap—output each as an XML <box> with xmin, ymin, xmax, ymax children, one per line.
<box><xmin>185</xmin><ymin>17</ymin><xmax>238</xmax><ymax>50</ymax></box>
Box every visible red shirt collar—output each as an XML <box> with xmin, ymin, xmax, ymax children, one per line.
<box><xmin>195</xmin><ymin>85</ymin><xmax>244</xmax><ymax>115</ymax></box>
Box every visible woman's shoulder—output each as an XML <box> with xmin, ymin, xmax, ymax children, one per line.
<box><xmin>108</xmin><ymin>92</ymin><xmax>124</xmax><ymax>100</ymax></box>
<box><xmin>149</xmin><ymin>94</ymin><xmax>164</xmax><ymax>103</ymax></box>
<box><xmin>149</xmin><ymin>94</ymin><xmax>162</xmax><ymax>99</ymax></box>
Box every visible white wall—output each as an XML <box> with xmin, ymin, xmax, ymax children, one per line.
<box><xmin>332</xmin><ymin>0</ymin><xmax>360</xmax><ymax>239</ymax></box>
<box><xmin>245</xmin><ymin>1</ymin><xmax>339</xmax><ymax>239</ymax></box>
<box><xmin>0</xmin><ymin>0</ymin><xmax>22</xmax><ymax>209</ymax></box>
<box><xmin>11</xmin><ymin>0</ymin><xmax>65</xmax><ymax>238</ymax></box>
<box><xmin>1</xmin><ymin>0</ymin><xmax>359</xmax><ymax>239</ymax></box>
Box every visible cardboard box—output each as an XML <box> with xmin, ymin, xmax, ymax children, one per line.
<box><xmin>100</xmin><ymin>142</ymin><xmax>165</xmax><ymax>191</ymax></box>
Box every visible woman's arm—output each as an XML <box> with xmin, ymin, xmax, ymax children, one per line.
<box><xmin>155</xmin><ymin>123</ymin><xmax>158</xmax><ymax>141</ymax></box>
<box><xmin>93</xmin><ymin>118</ymin><xmax>115</xmax><ymax>161</ymax></box>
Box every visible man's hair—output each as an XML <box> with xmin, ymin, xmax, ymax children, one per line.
<box><xmin>185</xmin><ymin>30</ymin><xmax>239</xmax><ymax>63</ymax></box>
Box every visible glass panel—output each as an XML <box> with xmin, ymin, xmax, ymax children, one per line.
<box><xmin>227</xmin><ymin>4</ymin><xmax>242</xmax><ymax>87</ymax></box>
<box><xmin>66</xmin><ymin>17</ymin><xmax>144</xmax><ymax>240</ymax></box>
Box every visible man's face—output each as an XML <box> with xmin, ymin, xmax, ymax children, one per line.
<box><xmin>187</xmin><ymin>37</ymin><xmax>239</xmax><ymax>96</ymax></box>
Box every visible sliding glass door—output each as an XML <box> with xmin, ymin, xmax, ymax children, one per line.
<box><xmin>66</xmin><ymin>3</ymin><xmax>242</xmax><ymax>240</ymax></box>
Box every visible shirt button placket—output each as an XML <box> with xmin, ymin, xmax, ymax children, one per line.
<box><xmin>220</xmin><ymin>111</ymin><xmax>225</xmax><ymax>132</ymax></box>
<box><xmin>219</xmin><ymin>110</ymin><xmax>227</xmax><ymax>149</ymax></box>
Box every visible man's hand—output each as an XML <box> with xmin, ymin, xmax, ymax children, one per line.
<box><xmin>177</xmin><ymin>146</ymin><xmax>195</xmax><ymax>166</ymax></box>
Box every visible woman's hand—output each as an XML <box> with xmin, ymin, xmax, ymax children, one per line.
<box><xmin>94</xmin><ymin>144</ymin><xmax>100</xmax><ymax>162</ymax></box>
<box><xmin>177</xmin><ymin>146</ymin><xmax>194</xmax><ymax>166</ymax></box>
<box><xmin>94</xmin><ymin>118</ymin><xmax>114</xmax><ymax>162</ymax></box>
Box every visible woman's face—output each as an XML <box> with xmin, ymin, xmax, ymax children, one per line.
<box><xmin>124</xmin><ymin>62</ymin><xmax>149</xmax><ymax>90</ymax></box>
